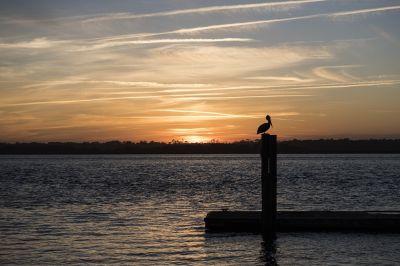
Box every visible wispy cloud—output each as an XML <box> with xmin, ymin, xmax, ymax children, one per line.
<box><xmin>170</xmin><ymin>5</ymin><xmax>400</xmax><ymax>34</ymax></box>
<box><xmin>272</xmin><ymin>112</ymin><xmax>301</xmax><ymax>117</ymax></box>
<box><xmin>158</xmin><ymin>109</ymin><xmax>257</xmax><ymax>118</ymax></box>
<box><xmin>0</xmin><ymin>93</ymin><xmax>313</xmax><ymax>107</ymax></box>
<box><xmin>160</xmin><ymin>85</ymin><xmax>270</xmax><ymax>93</ymax></box>
<box><xmin>0</xmin><ymin>37</ymin><xmax>253</xmax><ymax>50</ymax></box>
<box><xmin>244</xmin><ymin>76</ymin><xmax>314</xmax><ymax>83</ymax></box>
<box><xmin>167</xmin><ymin>95</ymin><xmax>313</xmax><ymax>103</ymax></box>
<box><xmin>0</xmin><ymin>38</ymin><xmax>69</xmax><ymax>49</ymax></box>
<box><xmin>120</xmin><ymin>115</ymin><xmax>244</xmax><ymax>123</ymax></box>
<box><xmin>169</xmin><ymin>127</ymin><xmax>217</xmax><ymax>135</ymax></box>
<box><xmin>22</xmin><ymin>80</ymin><xmax>212</xmax><ymax>89</ymax></box>
<box><xmin>0</xmin><ymin>96</ymin><xmax>159</xmax><ymax>107</ymax></box>
<box><xmin>258</xmin><ymin>79</ymin><xmax>400</xmax><ymax>91</ymax></box>
<box><xmin>136</xmin><ymin>45</ymin><xmax>331</xmax><ymax>81</ymax></box>
<box><xmin>332</xmin><ymin>5</ymin><xmax>400</xmax><ymax>17</ymax></box>
<box><xmin>312</xmin><ymin>65</ymin><xmax>361</xmax><ymax>82</ymax></box>
<box><xmin>302</xmin><ymin>79</ymin><xmax>400</xmax><ymax>90</ymax></box>
<box><xmin>80</xmin><ymin>5</ymin><xmax>400</xmax><ymax>43</ymax></box>
<box><xmin>126</xmin><ymin>110</ymin><xmax>302</xmax><ymax>125</ymax></box>
<box><xmin>4</xmin><ymin>5</ymin><xmax>398</xmax><ymax>51</ymax></box>
<box><xmin>161</xmin><ymin>79</ymin><xmax>400</xmax><ymax>95</ymax></box>
<box><xmin>0</xmin><ymin>0</ymin><xmax>327</xmax><ymax>28</ymax></box>
<box><xmin>72</xmin><ymin>38</ymin><xmax>254</xmax><ymax>51</ymax></box>
<box><xmin>82</xmin><ymin>0</ymin><xmax>328</xmax><ymax>23</ymax></box>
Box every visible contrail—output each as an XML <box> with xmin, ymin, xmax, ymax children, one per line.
<box><xmin>91</xmin><ymin>5</ymin><xmax>400</xmax><ymax>42</ymax></box>
<box><xmin>173</xmin><ymin>6</ymin><xmax>400</xmax><ymax>34</ymax></box>
<box><xmin>83</xmin><ymin>0</ymin><xmax>329</xmax><ymax>23</ymax></box>
<box><xmin>1</xmin><ymin>96</ymin><xmax>159</xmax><ymax>107</ymax></box>
<box><xmin>74</xmin><ymin>38</ymin><xmax>254</xmax><ymax>51</ymax></box>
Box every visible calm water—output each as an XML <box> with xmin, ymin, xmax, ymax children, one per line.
<box><xmin>1</xmin><ymin>154</ymin><xmax>400</xmax><ymax>265</ymax></box>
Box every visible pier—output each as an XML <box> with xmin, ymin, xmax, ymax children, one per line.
<box><xmin>205</xmin><ymin>210</ymin><xmax>400</xmax><ymax>232</ymax></box>
<box><xmin>204</xmin><ymin>134</ymin><xmax>400</xmax><ymax>233</ymax></box>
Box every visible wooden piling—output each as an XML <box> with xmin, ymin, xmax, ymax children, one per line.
<box><xmin>260</xmin><ymin>134</ymin><xmax>277</xmax><ymax>238</ymax></box>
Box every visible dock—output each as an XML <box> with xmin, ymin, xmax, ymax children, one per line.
<box><xmin>204</xmin><ymin>133</ymin><xmax>400</xmax><ymax>234</ymax></box>
<box><xmin>205</xmin><ymin>210</ymin><xmax>400</xmax><ymax>232</ymax></box>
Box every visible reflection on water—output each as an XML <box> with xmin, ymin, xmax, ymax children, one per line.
<box><xmin>1</xmin><ymin>154</ymin><xmax>400</xmax><ymax>264</ymax></box>
<box><xmin>260</xmin><ymin>237</ymin><xmax>277</xmax><ymax>266</ymax></box>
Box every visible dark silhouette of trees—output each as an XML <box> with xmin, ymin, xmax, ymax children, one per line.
<box><xmin>0</xmin><ymin>138</ymin><xmax>399</xmax><ymax>154</ymax></box>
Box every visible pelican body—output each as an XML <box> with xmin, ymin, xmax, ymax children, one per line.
<box><xmin>257</xmin><ymin>115</ymin><xmax>273</xmax><ymax>134</ymax></box>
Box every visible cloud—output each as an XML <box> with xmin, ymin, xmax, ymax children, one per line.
<box><xmin>4</xmin><ymin>5</ymin><xmax>399</xmax><ymax>52</ymax></box>
<box><xmin>0</xmin><ymin>37</ymin><xmax>253</xmax><ymax>51</ymax></box>
<box><xmin>171</xmin><ymin>5</ymin><xmax>400</xmax><ymax>34</ymax></box>
<box><xmin>244</xmin><ymin>76</ymin><xmax>314</xmax><ymax>83</ymax></box>
<box><xmin>72</xmin><ymin>38</ymin><xmax>254</xmax><ymax>51</ymax></box>
<box><xmin>0</xmin><ymin>38</ymin><xmax>68</xmax><ymax>49</ymax></box>
<box><xmin>164</xmin><ymin>94</ymin><xmax>313</xmax><ymax>103</ymax></box>
<box><xmin>0</xmin><ymin>95</ymin><xmax>159</xmax><ymax>107</ymax></box>
<box><xmin>159</xmin><ymin>78</ymin><xmax>400</xmax><ymax>95</ymax></box>
<box><xmin>272</xmin><ymin>112</ymin><xmax>301</xmax><ymax>117</ymax></box>
<box><xmin>158</xmin><ymin>109</ymin><xmax>257</xmax><ymax>118</ymax></box>
<box><xmin>22</xmin><ymin>80</ymin><xmax>212</xmax><ymax>89</ymax></box>
<box><xmin>332</xmin><ymin>5</ymin><xmax>400</xmax><ymax>17</ymax></box>
<box><xmin>260</xmin><ymin>79</ymin><xmax>400</xmax><ymax>91</ymax></box>
<box><xmin>0</xmin><ymin>92</ymin><xmax>313</xmax><ymax>107</ymax></box>
<box><xmin>136</xmin><ymin>45</ymin><xmax>331</xmax><ymax>81</ymax></box>
<box><xmin>312</xmin><ymin>65</ymin><xmax>361</xmax><ymax>82</ymax></box>
<box><xmin>77</xmin><ymin>5</ymin><xmax>400</xmax><ymax>44</ymax></box>
<box><xmin>118</xmin><ymin>109</ymin><xmax>303</xmax><ymax>123</ymax></box>
<box><xmin>82</xmin><ymin>0</ymin><xmax>328</xmax><ymax>23</ymax></box>
<box><xmin>96</xmin><ymin>15</ymin><xmax>323</xmax><ymax>39</ymax></box>
<box><xmin>305</xmin><ymin>79</ymin><xmax>400</xmax><ymax>89</ymax></box>
<box><xmin>169</xmin><ymin>128</ymin><xmax>218</xmax><ymax>136</ymax></box>
<box><xmin>160</xmin><ymin>85</ymin><xmax>269</xmax><ymax>93</ymax></box>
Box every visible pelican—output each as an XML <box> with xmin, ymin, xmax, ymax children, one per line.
<box><xmin>257</xmin><ymin>115</ymin><xmax>273</xmax><ymax>134</ymax></box>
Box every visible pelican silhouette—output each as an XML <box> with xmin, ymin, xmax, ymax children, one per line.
<box><xmin>257</xmin><ymin>115</ymin><xmax>273</xmax><ymax>134</ymax></box>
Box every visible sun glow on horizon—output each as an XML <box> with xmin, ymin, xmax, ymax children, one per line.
<box><xmin>184</xmin><ymin>135</ymin><xmax>211</xmax><ymax>143</ymax></box>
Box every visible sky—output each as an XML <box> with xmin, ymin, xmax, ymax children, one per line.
<box><xmin>0</xmin><ymin>0</ymin><xmax>399</xmax><ymax>142</ymax></box>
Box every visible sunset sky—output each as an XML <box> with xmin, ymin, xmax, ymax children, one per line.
<box><xmin>0</xmin><ymin>0</ymin><xmax>400</xmax><ymax>142</ymax></box>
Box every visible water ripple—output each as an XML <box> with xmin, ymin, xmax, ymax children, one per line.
<box><xmin>1</xmin><ymin>154</ymin><xmax>400</xmax><ymax>264</ymax></box>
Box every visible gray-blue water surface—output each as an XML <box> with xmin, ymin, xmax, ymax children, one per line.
<box><xmin>0</xmin><ymin>154</ymin><xmax>399</xmax><ymax>265</ymax></box>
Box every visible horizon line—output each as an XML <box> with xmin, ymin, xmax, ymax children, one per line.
<box><xmin>2</xmin><ymin>137</ymin><xmax>400</xmax><ymax>145</ymax></box>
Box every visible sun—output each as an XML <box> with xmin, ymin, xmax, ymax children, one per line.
<box><xmin>185</xmin><ymin>135</ymin><xmax>209</xmax><ymax>143</ymax></box>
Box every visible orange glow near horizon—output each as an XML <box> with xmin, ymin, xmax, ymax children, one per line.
<box><xmin>183</xmin><ymin>136</ymin><xmax>211</xmax><ymax>143</ymax></box>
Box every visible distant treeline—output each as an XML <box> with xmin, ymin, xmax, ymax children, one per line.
<box><xmin>1</xmin><ymin>139</ymin><xmax>400</xmax><ymax>154</ymax></box>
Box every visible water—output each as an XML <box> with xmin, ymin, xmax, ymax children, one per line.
<box><xmin>1</xmin><ymin>154</ymin><xmax>399</xmax><ymax>265</ymax></box>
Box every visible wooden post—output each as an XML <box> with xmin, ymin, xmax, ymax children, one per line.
<box><xmin>260</xmin><ymin>134</ymin><xmax>277</xmax><ymax>238</ymax></box>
